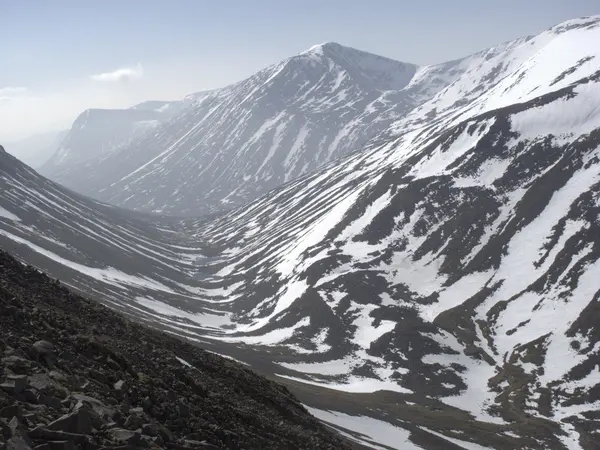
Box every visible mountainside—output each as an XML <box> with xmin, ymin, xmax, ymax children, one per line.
<box><xmin>38</xmin><ymin>93</ymin><xmax>207</xmax><ymax>180</ymax></box>
<box><xmin>42</xmin><ymin>42</ymin><xmax>500</xmax><ymax>216</ymax></box>
<box><xmin>2</xmin><ymin>15</ymin><xmax>600</xmax><ymax>450</ymax></box>
<box><xmin>0</xmin><ymin>249</ymin><xmax>350</xmax><ymax>450</ymax></box>
<box><xmin>4</xmin><ymin>130</ymin><xmax>68</xmax><ymax>169</ymax></box>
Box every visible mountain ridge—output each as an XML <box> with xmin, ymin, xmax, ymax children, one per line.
<box><xmin>40</xmin><ymin>41</ymin><xmax>486</xmax><ymax>216</ymax></box>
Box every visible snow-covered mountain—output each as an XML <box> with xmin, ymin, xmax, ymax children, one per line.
<box><xmin>4</xmin><ymin>129</ymin><xmax>68</xmax><ymax>168</ymax></box>
<box><xmin>2</xmin><ymin>15</ymin><xmax>600</xmax><ymax>450</ymax></box>
<box><xmin>38</xmin><ymin>93</ymin><xmax>207</xmax><ymax>180</ymax></box>
<box><xmin>42</xmin><ymin>42</ymin><xmax>508</xmax><ymax>216</ymax></box>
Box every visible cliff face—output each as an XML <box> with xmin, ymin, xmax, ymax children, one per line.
<box><xmin>0</xmin><ymin>250</ymin><xmax>350</xmax><ymax>450</ymax></box>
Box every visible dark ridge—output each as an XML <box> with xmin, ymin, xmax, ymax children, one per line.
<box><xmin>0</xmin><ymin>250</ymin><xmax>350</xmax><ymax>450</ymax></box>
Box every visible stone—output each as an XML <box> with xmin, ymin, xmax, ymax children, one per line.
<box><xmin>32</xmin><ymin>341</ymin><xmax>55</xmax><ymax>357</ymax></box>
<box><xmin>88</xmin><ymin>370</ymin><xmax>107</xmax><ymax>385</ymax></box>
<box><xmin>107</xmin><ymin>428</ymin><xmax>142</xmax><ymax>446</ymax></box>
<box><xmin>37</xmin><ymin>394</ymin><xmax>62</xmax><ymax>411</ymax></box>
<box><xmin>29</xmin><ymin>428</ymin><xmax>89</xmax><ymax>446</ymax></box>
<box><xmin>18</xmin><ymin>390</ymin><xmax>38</xmax><ymax>404</ymax></box>
<box><xmin>1</xmin><ymin>419</ymin><xmax>12</xmax><ymax>439</ymax></box>
<box><xmin>45</xmin><ymin>441</ymin><xmax>74</xmax><ymax>450</ymax></box>
<box><xmin>141</xmin><ymin>423</ymin><xmax>157</xmax><ymax>437</ymax></box>
<box><xmin>46</xmin><ymin>409</ymin><xmax>93</xmax><ymax>435</ymax></box>
<box><xmin>0</xmin><ymin>405</ymin><xmax>23</xmax><ymax>419</ymax></box>
<box><xmin>71</xmin><ymin>394</ymin><xmax>116</xmax><ymax>420</ymax></box>
<box><xmin>1</xmin><ymin>376</ymin><xmax>28</xmax><ymax>396</ymax></box>
<box><xmin>32</xmin><ymin>341</ymin><xmax>56</xmax><ymax>369</ymax></box>
<box><xmin>176</xmin><ymin>402</ymin><xmax>189</xmax><ymax>418</ymax></box>
<box><xmin>123</xmin><ymin>414</ymin><xmax>144</xmax><ymax>430</ymax></box>
<box><xmin>33</xmin><ymin>444</ymin><xmax>51</xmax><ymax>450</ymax></box>
<box><xmin>5</xmin><ymin>435</ymin><xmax>33</xmax><ymax>450</ymax></box>
<box><xmin>156</xmin><ymin>425</ymin><xmax>173</xmax><ymax>443</ymax></box>
<box><xmin>1</xmin><ymin>356</ymin><xmax>33</xmax><ymax>375</ymax></box>
<box><xmin>48</xmin><ymin>371</ymin><xmax>68</xmax><ymax>384</ymax></box>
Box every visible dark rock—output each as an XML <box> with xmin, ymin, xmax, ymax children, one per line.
<box><xmin>48</xmin><ymin>372</ymin><xmax>68</xmax><ymax>384</ymax></box>
<box><xmin>17</xmin><ymin>390</ymin><xmax>38</xmax><ymax>404</ymax></box>
<box><xmin>34</xmin><ymin>444</ymin><xmax>51</xmax><ymax>450</ymax></box>
<box><xmin>0</xmin><ymin>250</ymin><xmax>351</xmax><ymax>450</ymax></box>
<box><xmin>45</xmin><ymin>441</ymin><xmax>74</xmax><ymax>450</ymax></box>
<box><xmin>106</xmin><ymin>428</ymin><xmax>143</xmax><ymax>446</ymax></box>
<box><xmin>185</xmin><ymin>440</ymin><xmax>220</xmax><ymax>449</ymax></box>
<box><xmin>156</xmin><ymin>425</ymin><xmax>174</xmax><ymax>443</ymax></box>
<box><xmin>88</xmin><ymin>370</ymin><xmax>107</xmax><ymax>386</ymax></box>
<box><xmin>71</xmin><ymin>394</ymin><xmax>116</xmax><ymax>420</ymax></box>
<box><xmin>140</xmin><ymin>424</ymin><xmax>156</xmax><ymax>437</ymax></box>
<box><xmin>0</xmin><ymin>375</ymin><xmax>27</xmax><ymax>396</ymax></box>
<box><xmin>123</xmin><ymin>413</ymin><xmax>144</xmax><ymax>431</ymax></box>
<box><xmin>29</xmin><ymin>428</ymin><xmax>88</xmax><ymax>444</ymax></box>
<box><xmin>1</xmin><ymin>357</ymin><xmax>33</xmax><ymax>375</ymax></box>
<box><xmin>8</xmin><ymin>416</ymin><xmax>21</xmax><ymax>435</ymax></box>
<box><xmin>0</xmin><ymin>405</ymin><xmax>22</xmax><ymax>419</ymax></box>
<box><xmin>32</xmin><ymin>341</ymin><xmax>55</xmax><ymax>357</ymax></box>
<box><xmin>1</xmin><ymin>419</ymin><xmax>12</xmax><ymax>439</ymax></box>
<box><xmin>37</xmin><ymin>394</ymin><xmax>63</xmax><ymax>411</ymax></box>
<box><xmin>32</xmin><ymin>341</ymin><xmax>56</xmax><ymax>370</ymax></box>
<box><xmin>5</xmin><ymin>435</ymin><xmax>33</xmax><ymax>450</ymax></box>
<box><xmin>46</xmin><ymin>409</ymin><xmax>93</xmax><ymax>435</ymax></box>
<box><xmin>176</xmin><ymin>402</ymin><xmax>189</xmax><ymax>418</ymax></box>
<box><xmin>28</xmin><ymin>374</ymin><xmax>66</xmax><ymax>398</ymax></box>
<box><xmin>141</xmin><ymin>397</ymin><xmax>152</xmax><ymax>411</ymax></box>
<box><xmin>105</xmin><ymin>359</ymin><xmax>120</xmax><ymax>373</ymax></box>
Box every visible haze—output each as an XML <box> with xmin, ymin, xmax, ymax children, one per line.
<box><xmin>1</xmin><ymin>0</ymin><xmax>598</xmax><ymax>143</ymax></box>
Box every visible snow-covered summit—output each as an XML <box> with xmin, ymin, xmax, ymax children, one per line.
<box><xmin>43</xmin><ymin>42</ymin><xmax>466</xmax><ymax>216</ymax></box>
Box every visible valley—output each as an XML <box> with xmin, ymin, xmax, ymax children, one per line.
<box><xmin>1</xmin><ymin>14</ymin><xmax>600</xmax><ymax>450</ymax></box>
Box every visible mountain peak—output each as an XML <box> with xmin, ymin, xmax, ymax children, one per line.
<box><xmin>300</xmin><ymin>41</ymin><xmax>345</xmax><ymax>55</ymax></box>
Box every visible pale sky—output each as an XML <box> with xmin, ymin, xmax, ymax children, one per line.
<box><xmin>1</xmin><ymin>0</ymin><xmax>598</xmax><ymax>142</ymax></box>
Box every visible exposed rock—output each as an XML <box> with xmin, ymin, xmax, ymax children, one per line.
<box><xmin>0</xmin><ymin>250</ymin><xmax>350</xmax><ymax>449</ymax></box>
<box><xmin>1</xmin><ymin>377</ymin><xmax>28</xmax><ymax>396</ymax></box>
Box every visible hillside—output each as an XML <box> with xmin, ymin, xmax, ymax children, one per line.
<box><xmin>0</xmin><ymin>249</ymin><xmax>350</xmax><ymax>449</ymax></box>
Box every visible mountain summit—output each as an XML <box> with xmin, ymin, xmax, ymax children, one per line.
<box><xmin>39</xmin><ymin>42</ymin><xmax>454</xmax><ymax>216</ymax></box>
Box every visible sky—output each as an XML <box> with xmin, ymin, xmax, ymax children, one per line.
<box><xmin>1</xmin><ymin>0</ymin><xmax>598</xmax><ymax>142</ymax></box>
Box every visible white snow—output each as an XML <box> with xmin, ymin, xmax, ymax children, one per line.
<box><xmin>305</xmin><ymin>406</ymin><xmax>421</xmax><ymax>450</ymax></box>
<box><xmin>0</xmin><ymin>206</ymin><xmax>20</xmax><ymax>221</ymax></box>
<box><xmin>419</xmin><ymin>427</ymin><xmax>493</xmax><ymax>450</ymax></box>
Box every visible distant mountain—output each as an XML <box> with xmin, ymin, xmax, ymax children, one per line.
<box><xmin>38</xmin><ymin>91</ymin><xmax>214</xmax><ymax>180</ymax></box>
<box><xmin>4</xmin><ymin>129</ymin><xmax>68</xmax><ymax>168</ymax></box>
<box><xmin>43</xmin><ymin>42</ymin><xmax>496</xmax><ymax>216</ymax></box>
<box><xmin>2</xmin><ymin>16</ymin><xmax>600</xmax><ymax>449</ymax></box>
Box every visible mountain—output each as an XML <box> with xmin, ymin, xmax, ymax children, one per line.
<box><xmin>0</xmin><ymin>249</ymin><xmax>350</xmax><ymax>450</ymax></box>
<box><xmin>4</xmin><ymin>129</ymin><xmax>68</xmax><ymax>169</ymax></box>
<box><xmin>38</xmin><ymin>93</ymin><xmax>208</xmax><ymax>180</ymax></box>
<box><xmin>2</xmin><ymin>15</ymin><xmax>600</xmax><ymax>450</ymax></box>
<box><xmin>41</xmin><ymin>42</ymin><xmax>502</xmax><ymax>216</ymax></box>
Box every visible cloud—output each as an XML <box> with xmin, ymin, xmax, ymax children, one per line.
<box><xmin>0</xmin><ymin>86</ymin><xmax>29</xmax><ymax>102</ymax></box>
<box><xmin>90</xmin><ymin>63</ymin><xmax>144</xmax><ymax>82</ymax></box>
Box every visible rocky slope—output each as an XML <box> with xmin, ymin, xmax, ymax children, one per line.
<box><xmin>0</xmin><ymin>249</ymin><xmax>350</xmax><ymax>450</ymax></box>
